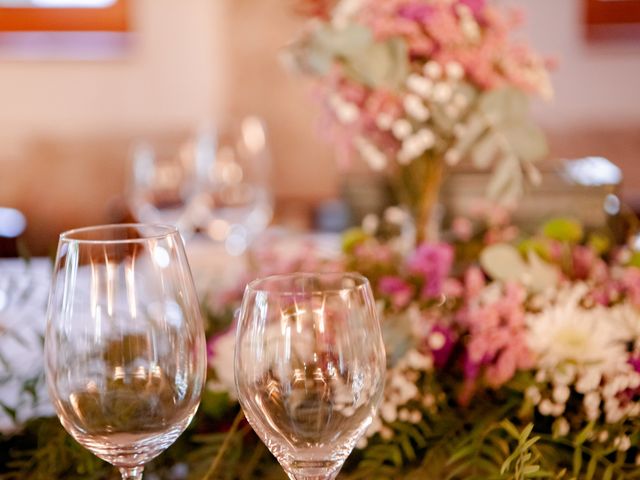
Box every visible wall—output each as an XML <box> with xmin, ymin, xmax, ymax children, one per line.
<box><xmin>0</xmin><ymin>0</ymin><xmax>638</xmax><ymax>252</ymax></box>
<box><xmin>498</xmin><ymin>0</ymin><xmax>640</xmax><ymax>202</ymax></box>
<box><xmin>499</xmin><ymin>0</ymin><xmax>640</xmax><ymax>128</ymax></box>
<box><xmin>0</xmin><ymin>0</ymin><xmax>224</xmax><ymax>251</ymax></box>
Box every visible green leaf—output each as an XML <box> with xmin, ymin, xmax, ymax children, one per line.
<box><xmin>344</xmin><ymin>37</ymin><xmax>408</xmax><ymax>89</ymax></box>
<box><xmin>500</xmin><ymin>420</ymin><xmax>523</xmax><ymax>440</ymax></box>
<box><xmin>572</xmin><ymin>447</ymin><xmax>582</xmax><ymax>476</ymax></box>
<box><xmin>585</xmin><ymin>454</ymin><xmax>598</xmax><ymax>480</ymax></box>
<box><xmin>480</xmin><ymin>243</ymin><xmax>528</xmax><ymax>283</ymax></box>
<box><xmin>470</xmin><ymin>132</ymin><xmax>500</xmax><ymax>169</ymax></box>
<box><xmin>628</xmin><ymin>252</ymin><xmax>640</xmax><ymax>268</ymax></box>
<box><xmin>478</xmin><ymin>87</ymin><xmax>529</xmax><ymax>125</ymax></box>
<box><xmin>575</xmin><ymin>421</ymin><xmax>595</xmax><ymax>445</ymax></box>
<box><xmin>486</xmin><ymin>155</ymin><xmax>523</xmax><ymax>202</ymax></box>
<box><xmin>542</xmin><ymin>218</ymin><xmax>584</xmax><ymax>243</ymax></box>
<box><xmin>587</xmin><ymin>233</ymin><xmax>611</xmax><ymax>255</ymax></box>
<box><xmin>342</xmin><ymin>228</ymin><xmax>369</xmax><ymax>253</ymax></box>
<box><xmin>501</xmin><ymin>121</ymin><xmax>548</xmax><ymax>164</ymax></box>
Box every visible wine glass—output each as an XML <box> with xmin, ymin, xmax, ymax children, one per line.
<box><xmin>127</xmin><ymin>137</ymin><xmax>205</xmax><ymax>235</ymax></box>
<box><xmin>45</xmin><ymin>224</ymin><xmax>207</xmax><ymax>480</ymax></box>
<box><xmin>235</xmin><ymin>272</ymin><xmax>386</xmax><ymax>480</ymax></box>
<box><xmin>193</xmin><ymin>116</ymin><xmax>274</xmax><ymax>255</ymax></box>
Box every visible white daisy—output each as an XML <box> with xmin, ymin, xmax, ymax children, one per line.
<box><xmin>527</xmin><ymin>284</ymin><xmax>629</xmax><ymax>373</ymax></box>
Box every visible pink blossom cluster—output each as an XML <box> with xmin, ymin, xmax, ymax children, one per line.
<box><xmin>462</xmin><ymin>282</ymin><xmax>535</xmax><ymax>392</ymax></box>
<box><xmin>358</xmin><ymin>0</ymin><xmax>551</xmax><ymax>94</ymax></box>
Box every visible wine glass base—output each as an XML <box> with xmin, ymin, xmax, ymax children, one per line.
<box><xmin>284</xmin><ymin>460</ymin><xmax>341</xmax><ymax>480</ymax></box>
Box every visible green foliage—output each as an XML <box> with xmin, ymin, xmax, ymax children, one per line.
<box><xmin>342</xmin><ymin>227</ymin><xmax>369</xmax><ymax>253</ymax></box>
<box><xmin>542</xmin><ymin>218</ymin><xmax>584</xmax><ymax>244</ymax></box>
<box><xmin>0</xmin><ymin>417</ymin><xmax>111</xmax><ymax>480</ymax></box>
<box><xmin>290</xmin><ymin>23</ymin><xmax>408</xmax><ymax>90</ymax></box>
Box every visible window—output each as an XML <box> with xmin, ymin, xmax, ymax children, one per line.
<box><xmin>585</xmin><ymin>0</ymin><xmax>640</xmax><ymax>40</ymax></box>
<box><xmin>0</xmin><ymin>0</ymin><xmax>128</xmax><ymax>32</ymax></box>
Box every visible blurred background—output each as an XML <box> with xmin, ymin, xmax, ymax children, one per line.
<box><xmin>0</xmin><ymin>0</ymin><xmax>638</xmax><ymax>255</ymax></box>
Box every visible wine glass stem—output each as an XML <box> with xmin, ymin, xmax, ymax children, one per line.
<box><xmin>120</xmin><ymin>466</ymin><xmax>144</xmax><ymax>480</ymax></box>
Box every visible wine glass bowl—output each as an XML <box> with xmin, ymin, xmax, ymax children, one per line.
<box><xmin>195</xmin><ymin>116</ymin><xmax>273</xmax><ymax>254</ymax></box>
<box><xmin>45</xmin><ymin>224</ymin><xmax>207</xmax><ymax>480</ymax></box>
<box><xmin>128</xmin><ymin>139</ymin><xmax>200</xmax><ymax>232</ymax></box>
<box><xmin>235</xmin><ymin>272</ymin><xmax>386</xmax><ymax>480</ymax></box>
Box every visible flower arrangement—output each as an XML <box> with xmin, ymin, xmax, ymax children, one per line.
<box><xmin>286</xmin><ymin>0</ymin><xmax>552</xmax><ymax>240</ymax></box>
<box><xmin>204</xmin><ymin>212</ymin><xmax>640</xmax><ymax>479</ymax></box>
<box><xmin>3</xmin><ymin>213</ymin><xmax>640</xmax><ymax>479</ymax></box>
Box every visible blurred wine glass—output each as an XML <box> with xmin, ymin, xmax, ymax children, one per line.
<box><xmin>235</xmin><ymin>272</ymin><xmax>386</xmax><ymax>480</ymax></box>
<box><xmin>127</xmin><ymin>138</ymin><xmax>202</xmax><ymax>235</ymax></box>
<box><xmin>45</xmin><ymin>224</ymin><xmax>207</xmax><ymax>480</ymax></box>
<box><xmin>192</xmin><ymin>116</ymin><xmax>274</xmax><ymax>255</ymax></box>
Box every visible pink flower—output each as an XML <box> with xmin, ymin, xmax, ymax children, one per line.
<box><xmin>622</xmin><ymin>267</ymin><xmax>640</xmax><ymax>307</ymax></box>
<box><xmin>459</xmin><ymin>0</ymin><xmax>486</xmax><ymax>18</ymax></box>
<box><xmin>398</xmin><ymin>3</ymin><xmax>435</xmax><ymax>22</ymax></box>
<box><xmin>571</xmin><ymin>245</ymin><xmax>597</xmax><ymax>280</ymax></box>
<box><xmin>452</xmin><ymin>217</ymin><xmax>473</xmax><ymax>241</ymax></box>
<box><xmin>407</xmin><ymin>243</ymin><xmax>454</xmax><ymax>299</ymax></box>
<box><xmin>463</xmin><ymin>283</ymin><xmax>534</xmax><ymax>390</ymax></box>
<box><xmin>379</xmin><ymin>276</ymin><xmax>415</xmax><ymax>308</ymax></box>
<box><xmin>464</xmin><ymin>266</ymin><xmax>486</xmax><ymax>300</ymax></box>
<box><xmin>443</xmin><ymin>278</ymin><xmax>464</xmax><ymax>298</ymax></box>
<box><xmin>207</xmin><ymin>327</ymin><xmax>237</xmax><ymax>397</ymax></box>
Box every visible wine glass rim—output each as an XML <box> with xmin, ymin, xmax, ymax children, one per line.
<box><xmin>59</xmin><ymin>223</ymin><xmax>179</xmax><ymax>244</ymax></box>
<box><xmin>246</xmin><ymin>271</ymin><xmax>370</xmax><ymax>295</ymax></box>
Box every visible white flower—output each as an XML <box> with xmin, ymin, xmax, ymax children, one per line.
<box><xmin>552</xmin><ymin>384</ymin><xmax>570</xmax><ymax>404</ymax></box>
<box><xmin>433</xmin><ymin>82</ymin><xmax>453</xmax><ymax>103</ymax></box>
<box><xmin>423</xmin><ymin>60</ymin><xmax>443</xmax><ymax>79</ymax></box>
<box><xmin>328</xmin><ymin>94</ymin><xmax>359</xmax><ymax>124</ymax></box>
<box><xmin>397</xmin><ymin>129</ymin><xmax>435</xmax><ymax>164</ymax></box>
<box><xmin>554</xmin><ymin>417</ymin><xmax>570</xmax><ymax>437</ymax></box>
<box><xmin>539</xmin><ymin>399</ymin><xmax>555</xmax><ymax>416</ymax></box>
<box><xmin>584</xmin><ymin>391</ymin><xmax>600</xmax><ymax>413</ymax></box>
<box><xmin>384</xmin><ymin>206</ymin><xmax>408</xmax><ymax>225</ymax></box>
<box><xmin>375</xmin><ymin>113</ymin><xmax>394</xmax><ymax>131</ymax></box>
<box><xmin>614</xmin><ymin>435</ymin><xmax>631</xmax><ymax>452</ymax></box>
<box><xmin>0</xmin><ymin>261</ymin><xmax>55</xmax><ymax>433</ymax></box>
<box><xmin>208</xmin><ymin>328</ymin><xmax>237</xmax><ymax>399</ymax></box>
<box><xmin>362</xmin><ymin>213</ymin><xmax>379</xmax><ymax>234</ymax></box>
<box><xmin>331</xmin><ymin>0</ymin><xmax>365</xmax><ymax>29</ymax></box>
<box><xmin>445</xmin><ymin>61</ymin><xmax>465</xmax><ymax>81</ymax></box>
<box><xmin>445</xmin><ymin>149</ymin><xmax>462</xmax><ymax>166</ymax></box>
<box><xmin>392</xmin><ymin>118</ymin><xmax>413</xmax><ymax>140</ymax></box>
<box><xmin>527</xmin><ymin>285</ymin><xmax>629</xmax><ymax>373</ymax></box>
<box><xmin>354</xmin><ymin>136</ymin><xmax>387</xmax><ymax>171</ymax></box>
<box><xmin>575</xmin><ymin>369</ymin><xmax>602</xmax><ymax>393</ymax></box>
<box><xmin>403</xmin><ymin>94</ymin><xmax>431</xmax><ymax>122</ymax></box>
<box><xmin>406</xmin><ymin>73</ymin><xmax>434</xmax><ymax>98</ymax></box>
<box><xmin>525</xmin><ymin>386</ymin><xmax>541</xmax><ymax>405</ymax></box>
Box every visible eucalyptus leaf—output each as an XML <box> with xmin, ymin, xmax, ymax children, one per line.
<box><xmin>344</xmin><ymin>37</ymin><xmax>408</xmax><ymax>90</ymax></box>
<box><xmin>288</xmin><ymin>24</ymin><xmax>374</xmax><ymax>76</ymax></box>
<box><xmin>501</xmin><ymin>121</ymin><xmax>549</xmax><ymax>164</ymax></box>
<box><xmin>313</xmin><ymin>23</ymin><xmax>373</xmax><ymax>58</ymax></box>
<box><xmin>470</xmin><ymin>132</ymin><xmax>500</xmax><ymax>169</ymax></box>
<box><xmin>478</xmin><ymin>87</ymin><xmax>529</xmax><ymax>126</ymax></box>
<box><xmin>486</xmin><ymin>155</ymin><xmax>522</xmax><ymax>201</ymax></box>
<box><xmin>452</xmin><ymin>112</ymin><xmax>487</xmax><ymax>156</ymax></box>
<box><xmin>480</xmin><ymin>243</ymin><xmax>528</xmax><ymax>283</ymax></box>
